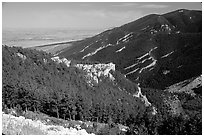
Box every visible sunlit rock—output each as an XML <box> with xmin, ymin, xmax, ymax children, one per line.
<box><xmin>16</xmin><ymin>53</ymin><xmax>27</xmax><ymax>60</ymax></box>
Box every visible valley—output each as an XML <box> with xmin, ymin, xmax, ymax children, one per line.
<box><xmin>2</xmin><ymin>9</ymin><xmax>202</xmax><ymax>135</ymax></box>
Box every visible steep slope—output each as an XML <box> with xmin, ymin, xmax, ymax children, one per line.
<box><xmin>55</xmin><ymin>10</ymin><xmax>202</xmax><ymax>132</ymax></box>
<box><xmin>3</xmin><ymin>45</ymin><xmax>155</xmax><ymax>127</ymax></box>
<box><xmin>58</xmin><ymin>9</ymin><xmax>202</xmax><ymax>90</ymax></box>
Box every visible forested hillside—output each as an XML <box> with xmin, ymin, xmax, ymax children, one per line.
<box><xmin>3</xmin><ymin>45</ymin><xmax>149</xmax><ymax>122</ymax></box>
<box><xmin>2</xmin><ymin>45</ymin><xmax>202</xmax><ymax>134</ymax></box>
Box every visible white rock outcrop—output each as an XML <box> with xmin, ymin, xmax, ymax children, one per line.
<box><xmin>133</xmin><ymin>83</ymin><xmax>157</xmax><ymax>115</ymax></box>
<box><xmin>16</xmin><ymin>53</ymin><xmax>27</xmax><ymax>60</ymax></box>
<box><xmin>133</xmin><ymin>84</ymin><xmax>151</xmax><ymax>107</ymax></box>
<box><xmin>51</xmin><ymin>56</ymin><xmax>71</xmax><ymax>67</ymax></box>
<box><xmin>51</xmin><ymin>56</ymin><xmax>115</xmax><ymax>86</ymax></box>
<box><xmin>76</xmin><ymin>62</ymin><xmax>116</xmax><ymax>86</ymax></box>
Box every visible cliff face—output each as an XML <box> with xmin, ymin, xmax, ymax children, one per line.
<box><xmin>51</xmin><ymin>56</ymin><xmax>116</xmax><ymax>86</ymax></box>
<box><xmin>75</xmin><ymin>62</ymin><xmax>115</xmax><ymax>86</ymax></box>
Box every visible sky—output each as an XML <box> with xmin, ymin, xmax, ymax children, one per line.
<box><xmin>2</xmin><ymin>2</ymin><xmax>202</xmax><ymax>30</ymax></box>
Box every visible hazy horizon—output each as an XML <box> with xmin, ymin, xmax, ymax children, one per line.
<box><xmin>2</xmin><ymin>2</ymin><xmax>202</xmax><ymax>30</ymax></box>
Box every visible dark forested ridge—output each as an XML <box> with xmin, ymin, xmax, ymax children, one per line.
<box><xmin>2</xmin><ymin>9</ymin><xmax>202</xmax><ymax>135</ymax></box>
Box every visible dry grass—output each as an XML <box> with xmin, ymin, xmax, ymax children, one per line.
<box><xmin>2</xmin><ymin>113</ymin><xmax>92</xmax><ymax>135</ymax></box>
<box><xmin>2</xmin><ymin>113</ymin><xmax>46</xmax><ymax>135</ymax></box>
<box><xmin>2</xmin><ymin>111</ymin><xmax>127</xmax><ymax>135</ymax></box>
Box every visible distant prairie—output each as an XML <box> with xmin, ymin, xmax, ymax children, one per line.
<box><xmin>2</xmin><ymin>28</ymin><xmax>103</xmax><ymax>48</ymax></box>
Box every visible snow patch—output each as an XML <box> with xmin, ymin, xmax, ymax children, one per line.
<box><xmin>149</xmin><ymin>68</ymin><xmax>154</xmax><ymax>71</ymax></box>
<box><xmin>141</xmin><ymin>25</ymin><xmax>149</xmax><ymax>30</ymax></box>
<box><xmin>79</xmin><ymin>43</ymin><xmax>93</xmax><ymax>53</ymax></box>
<box><xmin>137</xmin><ymin>53</ymin><xmax>149</xmax><ymax>60</ymax></box>
<box><xmin>161</xmin><ymin>51</ymin><xmax>174</xmax><ymax>58</ymax></box>
<box><xmin>140</xmin><ymin>56</ymin><xmax>152</xmax><ymax>63</ymax></box>
<box><xmin>116</xmin><ymin>46</ymin><xmax>126</xmax><ymax>53</ymax></box>
<box><xmin>139</xmin><ymin>60</ymin><xmax>157</xmax><ymax>73</ymax></box>
<box><xmin>125</xmin><ymin>68</ymin><xmax>139</xmax><ymax>76</ymax></box>
<box><xmin>149</xmin><ymin>47</ymin><xmax>158</xmax><ymax>55</ymax></box>
<box><xmin>175</xmin><ymin>31</ymin><xmax>180</xmax><ymax>34</ymax></box>
<box><xmin>116</xmin><ymin>32</ymin><xmax>133</xmax><ymax>44</ymax></box>
<box><xmin>139</xmin><ymin>47</ymin><xmax>157</xmax><ymax>73</ymax></box>
<box><xmin>124</xmin><ymin>63</ymin><xmax>138</xmax><ymax>70</ymax></box>
<box><xmin>177</xmin><ymin>65</ymin><xmax>182</xmax><ymax>68</ymax></box>
<box><xmin>82</xmin><ymin>44</ymin><xmax>113</xmax><ymax>59</ymax></box>
<box><xmin>163</xmin><ymin>70</ymin><xmax>170</xmax><ymax>75</ymax></box>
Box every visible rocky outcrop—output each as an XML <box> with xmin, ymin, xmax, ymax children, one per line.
<box><xmin>51</xmin><ymin>56</ymin><xmax>71</xmax><ymax>67</ymax></box>
<box><xmin>133</xmin><ymin>83</ymin><xmax>157</xmax><ymax>115</ymax></box>
<box><xmin>51</xmin><ymin>56</ymin><xmax>115</xmax><ymax>86</ymax></box>
<box><xmin>133</xmin><ymin>84</ymin><xmax>151</xmax><ymax>107</ymax></box>
<box><xmin>51</xmin><ymin>56</ymin><xmax>157</xmax><ymax>115</ymax></box>
<box><xmin>76</xmin><ymin>63</ymin><xmax>115</xmax><ymax>86</ymax></box>
<box><xmin>16</xmin><ymin>53</ymin><xmax>26</xmax><ymax>60</ymax></box>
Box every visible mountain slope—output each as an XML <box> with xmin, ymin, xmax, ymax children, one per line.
<box><xmin>3</xmin><ymin>45</ymin><xmax>202</xmax><ymax>134</ymax></box>
<box><xmin>3</xmin><ymin>9</ymin><xmax>202</xmax><ymax>135</ymax></box>
<box><xmin>2</xmin><ymin>46</ymin><xmax>153</xmax><ymax>126</ymax></box>
<box><xmin>58</xmin><ymin>9</ymin><xmax>202</xmax><ymax>90</ymax></box>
